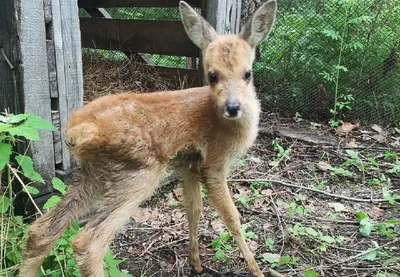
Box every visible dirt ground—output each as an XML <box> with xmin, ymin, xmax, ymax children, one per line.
<box><xmin>83</xmin><ymin>54</ymin><xmax>400</xmax><ymax>277</ymax></box>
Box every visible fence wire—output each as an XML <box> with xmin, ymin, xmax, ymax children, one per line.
<box><xmin>80</xmin><ymin>0</ymin><xmax>399</xmax><ymax>125</ymax></box>
<box><xmin>245</xmin><ymin>0</ymin><xmax>400</xmax><ymax>125</ymax></box>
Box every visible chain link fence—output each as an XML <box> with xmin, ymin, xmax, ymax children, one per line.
<box><xmin>81</xmin><ymin>0</ymin><xmax>399</xmax><ymax>125</ymax></box>
<box><xmin>246</xmin><ymin>0</ymin><xmax>399</xmax><ymax>125</ymax></box>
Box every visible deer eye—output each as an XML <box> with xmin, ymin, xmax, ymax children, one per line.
<box><xmin>244</xmin><ymin>70</ymin><xmax>252</xmax><ymax>80</ymax></box>
<box><xmin>208</xmin><ymin>72</ymin><xmax>218</xmax><ymax>84</ymax></box>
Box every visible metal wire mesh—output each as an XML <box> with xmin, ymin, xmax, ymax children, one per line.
<box><xmin>246</xmin><ymin>0</ymin><xmax>400</xmax><ymax>125</ymax></box>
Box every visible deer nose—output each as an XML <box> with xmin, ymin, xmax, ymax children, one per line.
<box><xmin>224</xmin><ymin>101</ymin><xmax>241</xmax><ymax>118</ymax></box>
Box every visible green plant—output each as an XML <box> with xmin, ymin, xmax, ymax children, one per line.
<box><xmin>264</xmin><ymin>237</ymin><xmax>274</xmax><ymax>252</ymax></box>
<box><xmin>0</xmin><ymin>112</ymin><xmax>131</xmax><ymax>276</ymax></box>
<box><xmin>287</xmin><ymin>223</ymin><xmax>344</xmax><ymax>252</ymax></box>
<box><xmin>293</xmin><ymin>112</ymin><xmax>302</xmax><ymax>122</ymax></box>
<box><xmin>211</xmin><ymin>224</ymin><xmax>256</xmax><ymax>263</ymax></box>
<box><xmin>259</xmin><ymin>254</ymin><xmax>300</xmax><ymax>269</ymax></box>
<box><xmin>356</xmin><ymin>211</ymin><xmax>400</xmax><ymax>238</ymax></box>
<box><xmin>272</xmin><ymin>139</ymin><xmax>292</xmax><ymax>166</ymax></box>
<box><xmin>276</xmin><ymin>197</ymin><xmax>309</xmax><ymax>217</ymax></box>
<box><xmin>212</xmin><ymin>230</ymin><xmax>232</xmax><ymax>262</ymax></box>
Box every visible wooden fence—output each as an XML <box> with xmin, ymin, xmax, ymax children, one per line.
<box><xmin>0</xmin><ymin>0</ymin><xmax>83</xmax><ymax>202</ymax></box>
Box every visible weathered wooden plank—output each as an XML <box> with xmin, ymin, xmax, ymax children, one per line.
<box><xmin>80</xmin><ymin>18</ymin><xmax>199</xmax><ymax>57</ymax></box>
<box><xmin>20</xmin><ymin>0</ymin><xmax>55</xmax><ymax>182</ymax></box>
<box><xmin>46</xmin><ymin>40</ymin><xmax>59</xmax><ymax>98</ymax></box>
<box><xmin>78</xmin><ymin>0</ymin><xmax>201</xmax><ymax>8</ymax></box>
<box><xmin>52</xmin><ymin>0</ymin><xmax>84</xmax><ymax>170</ymax></box>
<box><xmin>0</xmin><ymin>0</ymin><xmax>24</xmax><ymax>115</ymax></box>
<box><xmin>51</xmin><ymin>111</ymin><xmax>63</xmax><ymax>165</ymax></box>
<box><xmin>51</xmin><ymin>0</ymin><xmax>70</xmax><ymax>170</ymax></box>
<box><xmin>205</xmin><ymin>0</ymin><xmax>242</xmax><ymax>34</ymax></box>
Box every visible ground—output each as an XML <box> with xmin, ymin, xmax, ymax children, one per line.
<box><xmin>83</xmin><ymin>54</ymin><xmax>400</xmax><ymax>277</ymax></box>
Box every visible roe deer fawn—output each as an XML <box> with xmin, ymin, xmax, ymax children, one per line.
<box><xmin>20</xmin><ymin>1</ymin><xmax>277</xmax><ymax>276</ymax></box>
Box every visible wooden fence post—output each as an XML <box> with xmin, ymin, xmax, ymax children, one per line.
<box><xmin>0</xmin><ymin>0</ymin><xmax>84</xmax><ymax>208</ymax></box>
<box><xmin>205</xmin><ymin>0</ymin><xmax>242</xmax><ymax>34</ymax></box>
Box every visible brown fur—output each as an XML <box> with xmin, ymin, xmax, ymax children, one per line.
<box><xmin>20</xmin><ymin>1</ymin><xmax>277</xmax><ymax>277</ymax></box>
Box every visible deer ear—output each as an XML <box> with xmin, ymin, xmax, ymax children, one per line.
<box><xmin>179</xmin><ymin>1</ymin><xmax>217</xmax><ymax>50</ymax></box>
<box><xmin>240</xmin><ymin>0</ymin><xmax>277</xmax><ymax>47</ymax></box>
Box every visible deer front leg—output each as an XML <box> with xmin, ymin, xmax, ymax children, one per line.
<box><xmin>203</xmin><ymin>169</ymin><xmax>264</xmax><ymax>277</ymax></box>
<box><xmin>181</xmin><ymin>170</ymin><xmax>203</xmax><ymax>273</ymax></box>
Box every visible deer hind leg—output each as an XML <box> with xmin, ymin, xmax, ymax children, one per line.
<box><xmin>72</xmin><ymin>166</ymin><xmax>164</xmax><ymax>277</ymax></box>
<box><xmin>181</xmin><ymin>169</ymin><xmax>203</xmax><ymax>273</ymax></box>
<box><xmin>203</xmin><ymin>169</ymin><xmax>264</xmax><ymax>277</ymax></box>
<box><xmin>19</xmin><ymin>181</ymin><xmax>98</xmax><ymax>277</ymax></box>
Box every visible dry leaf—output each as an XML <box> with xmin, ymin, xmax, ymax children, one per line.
<box><xmin>269</xmin><ymin>161</ymin><xmax>279</xmax><ymax>167</ymax></box>
<box><xmin>173</xmin><ymin>187</ymin><xmax>184</xmax><ymax>202</ymax></box>
<box><xmin>253</xmin><ymin>197</ymin><xmax>266</xmax><ymax>209</ymax></box>
<box><xmin>371</xmin><ymin>134</ymin><xmax>386</xmax><ymax>143</ymax></box>
<box><xmin>328</xmin><ymin>202</ymin><xmax>348</xmax><ymax>212</ymax></box>
<box><xmin>395</xmin><ymin>127</ymin><xmax>400</xmax><ymax>134</ymax></box>
<box><xmin>261</xmin><ymin>189</ymin><xmax>273</xmax><ymax>196</ymax></box>
<box><xmin>310</xmin><ymin>122</ymin><xmax>323</xmax><ymax>127</ymax></box>
<box><xmin>369</xmin><ymin>206</ymin><xmax>384</xmax><ymax>219</ymax></box>
<box><xmin>131</xmin><ymin>207</ymin><xmax>152</xmax><ymax>222</ymax></box>
<box><xmin>316</xmin><ymin>161</ymin><xmax>331</xmax><ymax>171</ymax></box>
<box><xmin>336</xmin><ymin>122</ymin><xmax>359</xmax><ymax>135</ymax></box>
<box><xmin>261</xmin><ymin>253</ymin><xmax>280</xmax><ymax>263</ymax></box>
<box><xmin>211</xmin><ymin>220</ymin><xmax>225</xmax><ymax>233</ymax></box>
<box><xmin>371</xmin><ymin>124</ymin><xmax>383</xmax><ymax>134</ymax></box>
<box><xmin>249</xmin><ymin>156</ymin><xmax>262</xmax><ymax>163</ymax></box>
<box><xmin>248</xmin><ymin>240</ymin><xmax>259</xmax><ymax>254</ymax></box>
<box><xmin>345</xmin><ymin>139</ymin><xmax>358</xmax><ymax>148</ymax></box>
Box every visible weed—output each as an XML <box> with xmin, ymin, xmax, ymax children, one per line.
<box><xmin>212</xmin><ymin>230</ymin><xmax>232</xmax><ymax>263</ymax></box>
<box><xmin>288</xmin><ymin>224</ymin><xmax>344</xmax><ymax>252</ymax></box>
<box><xmin>0</xmin><ymin>112</ymin><xmax>130</xmax><ymax>276</ymax></box>
<box><xmin>356</xmin><ymin>211</ymin><xmax>400</xmax><ymax>238</ymax></box>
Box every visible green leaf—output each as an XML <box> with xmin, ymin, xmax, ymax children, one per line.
<box><xmin>356</xmin><ymin>211</ymin><xmax>368</xmax><ymax>222</ymax></box>
<box><xmin>303</xmin><ymin>269</ymin><xmax>318</xmax><ymax>277</ymax></box>
<box><xmin>23</xmin><ymin>185</ymin><xmax>40</xmax><ymax>195</ymax></box>
<box><xmin>321</xmin><ymin>236</ymin><xmax>335</xmax><ymax>243</ymax></box>
<box><xmin>279</xmin><ymin>256</ymin><xmax>291</xmax><ymax>265</ymax></box>
<box><xmin>7</xmin><ymin>113</ymin><xmax>30</xmax><ymax>124</ymax></box>
<box><xmin>25</xmin><ymin>115</ymin><xmax>57</xmax><ymax>131</ymax></box>
<box><xmin>358</xmin><ymin>250</ymin><xmax>378</xmax><ymax>261</ymax></box>
<box><xmin>15</xmin><ymin>155</ymin><xmax>44</xmax><ymax>183</ymax></box>
<box><xmin>8</xmin><ymin>125</ymin><xmax>40</xmax><ymax>141</ymax></box>
<box><xmin>214</xmin><ymin>249</ymin><xmax>228</xmax><ymax>262</ymax></box>
<box><xmin>212</xmin><ymin>238</ymin><xmax>222</xmax><ymax>250</ymax></box>
<box><xmin>359</xmin><ymin>218</ymin><xmax>373</xmax><ymax>236</ymax></box>
<box><xmin>0</xmin><ymin>195</ymin><xmax>11</xmax><ymax>213</ymax></box>
<box><xmin>334</xmin><ymin>65</ymin><xmax>348</xmax><ymax>72</ymax></box>
<box><xmin>384</xmin><ymin>219</ymin><xmax>400</xmax><ymax>225</ymax></box>
<box><xmin>43</xmin><ymin>195</ymin><xmax>62</xmax><ymax>209</ymax></box>
<box><xmin>52</xmin><ymin>177</ymin><xmax>67</xmax><ymax>194</ymax></box>
<box><xmin>0</xmin><ymin>142</ymin><xmax>12</xmax><ymax>171</ymax></box>
<box><xmin>322</xmin><ymin>29</ymin><xmax>340</xmax><ymax>40</ymax></box>
<box><xmin>306</xmin><ymin>227</ymin><xmax>319</xmax><ymax>237</ymax></box>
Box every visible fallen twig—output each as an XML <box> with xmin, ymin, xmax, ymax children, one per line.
<box><xmin>229</xmin><ymin>179</ymin><xmax>388</xmax><ymax>203</ymax></box>
<box><xmin>332</xmin><ymin>238</ymin><xmax>400</xmax><ymax>266</ymax></box>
